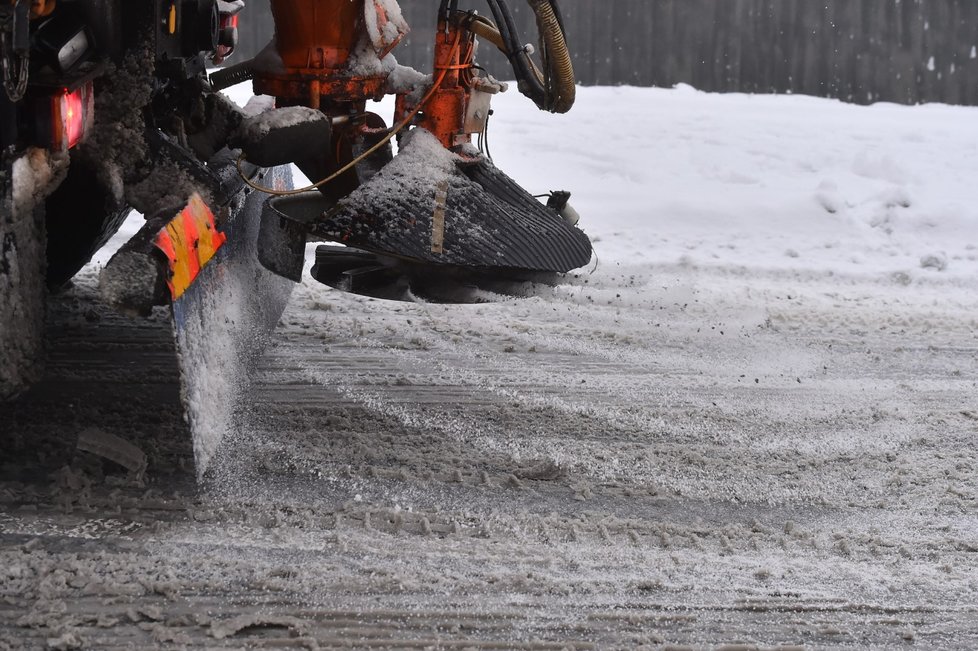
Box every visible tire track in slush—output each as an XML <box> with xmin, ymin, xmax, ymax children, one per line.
<box><xmin>283</xmin><ymin>321</ymin><xmax>906</xmax><ymax>508</ymax></box>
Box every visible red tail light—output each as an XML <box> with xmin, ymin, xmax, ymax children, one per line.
<box><xmin>212</xmin><ymin>9</ymin><xmax>241</xmax><ymax>64</ymax></box>
<box><xmin>37</xmin><ymin>81</ymin><xmax>93</xmax><ymax>151</ymax></box>
<box><xmin>60</xmin><ymin>87</ymin><xmax>86</xmax><ymax>148</ymax></box>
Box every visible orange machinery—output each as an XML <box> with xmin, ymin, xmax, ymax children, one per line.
<box><xmin>217</xmin><ymin>0</ymin><xmax>589</xmax><ymax>298</ymax></box>
<box><xmin>250</xmin><ymin>0</ymin><xmax>556</xmax><ymax>150</ymax></box>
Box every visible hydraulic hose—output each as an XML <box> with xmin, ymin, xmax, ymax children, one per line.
<box><xmin>549</xmin><ymin>0</ymin><xmax>565</xmax><ymax>36</ymax></box>
<box><xmin>527</xmin><ymin>0</ymin><xmax>574</xmax><ymax>113</ymax></box>
<box><xmin>483</xmin><ymin>0</ymin><xmax>546</xmax><ymax>107</ymax></box>
<box><xmin>467</xmin><ymin>17</ymin><xmax>506</xmax><ymax>53</ymax></box>
<box><xmin>466</xmin><ymin>14</ymin><xmax>545</xmax><ymax>97</ymax></box>
<box><xmin>474</xmin><ymin>0</ymin><xmax>575</xmax><ymax>113</ymax></box>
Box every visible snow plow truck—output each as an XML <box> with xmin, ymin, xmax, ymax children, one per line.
<box><xmin>0</xmin><ymin>0</ymin><xmax>588</xmax><ymax>475</ymax></box>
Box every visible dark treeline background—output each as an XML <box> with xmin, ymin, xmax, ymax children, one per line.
<box><xmin>235</xmin><ymin>1</ymin><xmax>978</xmax><ymax>106</ymax></box>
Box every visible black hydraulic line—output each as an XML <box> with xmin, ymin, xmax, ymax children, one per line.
<box><xmin>478</xmin><ymin>0</ymin><xmax>571</xmax><ymax>112</ymax></box>
<box><xmin>483</xmin><ymin>108</ymin><xmax>493</xmax><ymax>161</ymax></box>
<box><xmin>483</xmin><ymin>0</ymin><xmax>514</xmax><ymax>52</ymax></box>
<box><xmin>483</xmin><ymin>0</ymin><xmax>525</xmax><ymax>83</ymax></box>
<box><xmin>491</xmin><ymin>0</ymin><xmax>547</xmax><ymax>107</ymax></box>
<box><xmin>497</xmin><ymin>1</ymin><xmax>526</xmax><ymax>60</ymax></box>
<box><xmin>0</xmin><ymin>88</ymin><xmax>15</xmax><ymax>151</ymax></box>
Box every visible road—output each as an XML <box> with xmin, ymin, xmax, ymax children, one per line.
<box><xmin>2</xmin><ymin>256</ymin><xmax>978</xmax><ymax>649</ymax></box>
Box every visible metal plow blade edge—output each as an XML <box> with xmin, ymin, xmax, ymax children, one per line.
<box><xmin>101</xmin><ymin>165</ymin><xmax>295</xmax><ymax>479</ymax></box>
<box><xmin>173</xmin><ymin>166</ymin><xmax>296</xmax><ymax>478</ymax></box>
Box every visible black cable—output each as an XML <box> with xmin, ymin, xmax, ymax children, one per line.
<box><xmin>485</xmin><ymin>0</ymin><xmax>529</xmax><ymax>87</ymax></box>
<box><xmin>484</xmin><ymin>0</ymin><xmax>515</xmax><ymax>53</ymax></box>
<box><xmin>498</xmin><ymin>1</ymin><xmax>528</xmax><ymax>66</ymax></box>
<box><xmin>483</xmin><ymin>108</ymin><xmax>493</xmax><ymax>161</ymax></box>
<box><xmin>495</xmin><ymin>0</ymin><xmax>546</xmax><ymax>108</ymax></box>
<box><xmin>483</xmin><ymin>0</ymin><xmax>561</xmax><ymax>111</ymax></box>
<box><xmin>496</xmin><ymin>1</ymin><xmax>522</xmax><ymax>49</ymax></box>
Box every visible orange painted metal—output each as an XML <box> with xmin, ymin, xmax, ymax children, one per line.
<box><xmin>255</xmin><ymin>0</ymin><xmax>486</xmax><ymax>198</ymax></box>
<box><xmin>367</xmin><ymin>0</ymin><xmax>408</xmax><ymax>55</ymax></box>
<box><xmin>154</xmin><ymin>194</ymin><xmax>228</xmax><ymax>300</ymax></box>
<box><xmin>254</xmin><ymin>74</ymin><xmax>385</xmax><ymax>108</ymax></box>
<box><xmin>30</xmin><ymin>0</ymin><xmax>56</xmax><ymax>19</ymax></box>
<box><xmin>271</xmin><ymin>0</ymin><xmax>362</xmax><ymax>71</ymax></box>
<box><xmin>254</xmin><ymin>0</ymin><xmax>388</xmax><ymax>108</ymax></box>
<box><xmin>411</xmin><ymin>17</ymin><xmax>478</xmax><ymax>149</ymax></box>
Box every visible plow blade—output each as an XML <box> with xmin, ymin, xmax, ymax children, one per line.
<box><xmin>172</xmin><ymin>165</ymin><xmax>295</xmax><ymax>477</ymax></box>
<box><xmin>101</xmin><ymin>165</ymin><xmax>295</xmax><ymax>478</ymax></box>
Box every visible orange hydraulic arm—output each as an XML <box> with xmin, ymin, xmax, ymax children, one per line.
<box><xmin>403</xmin><ymin>12</ymin><xmax>484</xmax><ymax>150</ymax></box>
<box><xmin>250</xmin><ymin>1</ymin><xmax>490</xmax><ymax>164</ymax></box>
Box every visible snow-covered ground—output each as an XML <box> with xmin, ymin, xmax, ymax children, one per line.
<box><xmin>6</xmin><ymin>84</ymin><xmax>978</xmax><ymax>649</ymax></box>
<box><xmin>493</xmin><ymin>84</ymin><xmax>978</xmax><ymax>281</ymax></box>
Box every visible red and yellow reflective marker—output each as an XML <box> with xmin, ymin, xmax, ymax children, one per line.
<box><xmin>154</xmin><ymin>193</ymin><xmax>227</xmax><ymax>300</ymax></box>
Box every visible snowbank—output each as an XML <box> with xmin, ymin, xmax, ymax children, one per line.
<box><xmin>486</xmin><ymin>84</ymin><xmax>978</xmax><ymax>281</ymax></box>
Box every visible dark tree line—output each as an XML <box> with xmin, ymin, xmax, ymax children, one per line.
<box><xmin>235</xmin><ymin>1</ymin><xmax>978</xmax><ymax>105</ymax></box>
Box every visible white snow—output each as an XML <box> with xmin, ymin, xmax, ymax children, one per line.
<box><xmin>348</xmin><ymin>0</ymin><xmax>409</xmax><ymax>81</ymax></box>
<box><xmin>384</xmin><ymin>63</ymin><xmax>429</xmax><ymax>96</ymax></box>
<box><xmin>337</xmin><ymin>127</ymin><xmax>459</xmax><ymax>212</ymax></box>
<box><xmin>238</xmin><ymin>105</ymin><xmax>327</xmax><ymax>141</ymax></box>
<box><xmin>346</xmin><ymin>37</ymin><xmax>398</xmax><ymax>79</ymax></box>
<box><xmin>240</xmin><ymin>94</ymin><xmax>275</xmax><ymax>117</ymax></box>
<box><xmin>261</xmin><ymin>81</ymin><xmax>978</xmax><ymax>509</ymax></box>
<box><xmin>101</xmin><ymin>78</ymin><xmax>978</xmax><ymax>483</ymax></box>
<box><xmin>363</xmin><ymin>0</ymin><xmax>409</xmax><ymax>52</ymax></box>
<box><xmin>483</xmin><ymin>84</ymin><xmax>978</xmax><ymax>281</ymax></box>
<box><xmin>11</xmin><ymin>148</ymin><xmax>68</xmax><ymax>216</ymax></box>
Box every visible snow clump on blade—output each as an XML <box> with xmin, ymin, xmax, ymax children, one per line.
<box><xmin>238</xmin><ymin>106</ymin><xmax>326</xmax><ymax>142</ymax></box>
<box><xmin>338</xmin><ymin>127</ymin><xmax>459</xmax><ymax>217</ymax></box>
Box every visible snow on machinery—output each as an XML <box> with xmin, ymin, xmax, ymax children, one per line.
<box><xmin>0</xmin><ymin>0</ymin><xmax>590</xmax><ymax>475</ymax></box>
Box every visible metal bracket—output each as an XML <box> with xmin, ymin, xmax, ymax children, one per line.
<box><xmin>0</xmin><ymin>0</ymin><xmax>29</xmax><ymax>101</ymax></box>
